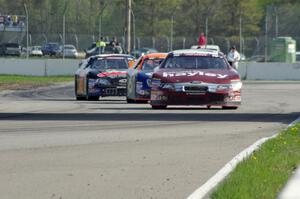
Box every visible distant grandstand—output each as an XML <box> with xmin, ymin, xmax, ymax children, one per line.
<box><xmin>0</xmin><ymin>15</ymin><xmax>26</xmax><ymax>44</ymax></box>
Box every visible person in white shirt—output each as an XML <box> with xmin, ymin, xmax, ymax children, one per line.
<box><xmin>227</xmin><ymin>46</ymin><xmax>241</xmax><ymax>69</ymax></box>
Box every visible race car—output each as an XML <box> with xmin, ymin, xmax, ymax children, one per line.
<box><xmin>126</xmin><ymin>53</ymin><xmax>167</xmax><ymax>103</ymax></box>
<box><xmin>75</xmin><ymin>54</ymin><xmax>135</xmax><ymax>100</ymax></box>
<box><xmin>150</xmin><ymin>49</ymin><xmax>242</xmax><ymax>109</ymax></box>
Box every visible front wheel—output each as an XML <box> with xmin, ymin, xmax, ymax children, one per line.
<box><xmin>76</xmin><ymin>96</ymin><xmax>86</xmax><ymax>100</ymax></box>
<box><xmin>151</xmin><ymin>105</ymin><xmax>167</xmax><ymax>109</ymax></box>
<box><xmin>222</xmin><ymin>106</ymin><xmax>238</xmax><ymax>110</ymax></box>
<box><xmin>87</xmin><ymin>95</ymin><xmax>99</xmax><ymax>101</ymax></box>
<box><xmin>126</xmin><ymin>98</ymin><xmax>135</xmax><ymax>103</ymax></box>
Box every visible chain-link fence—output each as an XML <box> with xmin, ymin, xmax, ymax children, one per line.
<box><xmin>1</xmin><ymin>31</ymin><xmax>297</xmax><ymax>61</ymax></box>
<box><xmin>1</xmin><ymin>4</ymin><xmax>299</xmax><ymax>62</ymax></box>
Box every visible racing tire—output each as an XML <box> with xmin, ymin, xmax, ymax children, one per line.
<box><xmin>76</xmin><ymin>96</ymin><xmax>86</xmax><ymax>100</ymax></box>
<box><xmin>126</xmin><ymin>98</ymin><xmax>135</xmax><ymax>103</ymax></box>
<box><xmin>135</xmin><ymin>100</ymin><xmax>148</xmax><ymax>104</ymax></box>
<box><xmin>222</xmin><ymin>106</ymin><xmax>238</xmax><ymax>110</ymax></box>
<box><xmin>151</xmin><ymin>105</ymin><xmax>167</xmax><ymax>109</ymax></box>
<box><xmin>87</xmin><ymin>96</ymin><xmax>99</xmax><ymax>101</ymax></box>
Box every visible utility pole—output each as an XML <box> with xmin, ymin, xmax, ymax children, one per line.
<box><xmin>275</xmin><ymin>7</ymin><xmax>278</xmax><ymax>38</ymax></box>
<box><xmin>239</xmin><ymin>15</ymin><xmax>242</xmax><ymax>54</ymax></box>
<box><xmin>265</xmin><ymin>12</ymin><xmax>268</xmax><ymax>62</ymax></box>
<box><xmin>205</xmin><ymin>16</ymin><xmax>208</xmax><ymax>47</ymax></box>
<box><xmin>63</xmin><ymin>15</ymin><xmax>65</xmax><ymax>60</ymax></box>
<box><xmin>62</xmin><ymin>0</ymin><xmax>69</xmax><ymax>60</ymax></box>
<box><xmin>24</xmin><ymin>3</ymin><xmax>29</xmax><ymax>59</ymax></box>
<box><xmin>125</xmin><ymin>0</ymin><xmax>131</xmax><ymax>54</ymax></box>
<box><xmin>170</xmin><ymin>15</ymin><xmax>174</xmax><ymax>51</ymax></box>
<box><xmin>131</xmin><ymin>10</ymin><xmax>136</xmax><ymax>53</ymax></box>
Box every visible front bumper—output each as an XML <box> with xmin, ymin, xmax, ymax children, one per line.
<box><xmin>150</xmin><ymin>85</ymin><xmax>241</xmax><ymax>106</ymax></box>
<box><xmin>88</xmin><ymin>78</ymin><xmax>127</xmax><ymax>97</ymax></box>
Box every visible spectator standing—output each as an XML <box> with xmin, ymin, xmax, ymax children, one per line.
<box><xmin>99</xmin><ymin>37</ymin><xmax>106</xmax><ymax>53</ymax></box>
<box><xmin>198</xmin><ymin>32</ymin><xmax>206</xmax><ymax>46</ymax></box>
<box><xmin>227</xmin><ymin>46</ymin><xmax>241</xmax><ymax>69</ymax></box>
<box><xmin>96</xmin><ymin>37</ymin><xmax>106</xmax><ymax>54</ymax></box>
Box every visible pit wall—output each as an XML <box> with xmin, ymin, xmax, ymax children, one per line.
<box><xmin>0</xmin><ymin>58</ymin><xmax>300</xmax><ymax>80</ymax></box>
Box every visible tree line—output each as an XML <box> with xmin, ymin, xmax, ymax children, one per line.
<box><xmin>0</xmin><ymin>0</ymin><xmax>299</xmax><ymax>40</ymax></box>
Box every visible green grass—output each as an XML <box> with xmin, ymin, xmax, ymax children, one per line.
<box><xmin>0</xmin><ymin>75</ymin><xmax>73</xmax><ymax>90</ymax></box>
<box><xmin>211</xmin><ymin>123</ymin><xmax>300</xmax><ymax>199</ymax></box>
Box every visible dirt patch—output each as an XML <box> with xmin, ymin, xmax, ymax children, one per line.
<box><xmin>0</xmin><ymin>83</ymin><xmax>48</xmax><ymax>91</ymax></box>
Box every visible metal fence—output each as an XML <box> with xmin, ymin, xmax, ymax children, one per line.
<box><xmin>1</xmin><ymin>4</ymin><xmax>299</xmax><ymax>62</ymax></box>
<box><xmin>0</xmin><ymin>30</ymin><xmax>299</xmax><ymax>62</ymax></box>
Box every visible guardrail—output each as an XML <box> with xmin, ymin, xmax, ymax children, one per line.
<box><xmin>0</xmin><ymin>58</ymin><xmax>300</xmax><ymax>80</ymax></box>
<box><xmin>238</xmin><ymin>62</ymin><xmax>300</xmax><ymax>80</ymax></box>
<box><xmin>0</xmin><ymin>58</ymin><xmax>80</xmax><ymax>76</ymax></box>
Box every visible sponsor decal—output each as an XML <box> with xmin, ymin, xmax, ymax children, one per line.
<box><xmin>119</xmin><ymin>79</ymin><xmax>127</xmax><ymax>84</ymax></box>
<box><xmin>97</xmin><ymin>71</ymin><xmax>127</xmax><ymax>78</ymax></box>
<box><xmin>162</xmin><ymin>71</ymin><xmax>228</xmax><ymax>79</ymax></box>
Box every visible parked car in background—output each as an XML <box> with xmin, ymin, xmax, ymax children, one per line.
<box><xmin>131</xmin><ymin>47</ymin><xmax>159</xmax><ymax>58</ymax></box>
<box><xmin>75</xmin><ymin>54</ymin><xmax>135</xmax><ymax>100</ymax></box>
<box><xmin>41</xmin><ymin>42</ymin><xmax>60</xmax><ymax>56</ymax></box>
<box><xmin>150</xmin><ymin>49</ymin><xmax>242</xmax><ymax>109</ymax></box>
<box><xmin>127</xmin><ymin>53</ymin><xmax>167</xmax><ymax>103</ymax></box>
<box><xmin>296</xmin><ymin>52</ymin><xmax>300</xmax><ymax>62</ymax></box>
<box><xmin>30</xmin><ymin>46</ymin><xmax>43</xmax><ymax>57</ymax></box>
<box><xmin>58</xmin><ymin>44</ymin><xmax>78</xmax><ymax>58</ymax></box>
<box><xmin>0</xmin><ymin>43</ymin><xmax>22</xmax><ymax>56</ymax></box>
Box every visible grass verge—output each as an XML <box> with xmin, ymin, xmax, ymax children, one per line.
<box><xmin>211</xmin><ymin>122</ymin><xmax>300</xmax><ymax>199</ymax></box>
<box><xmin>0</xmin><ymin>75</ymin><xmax>73</xmax><ymax>91</ymax></box>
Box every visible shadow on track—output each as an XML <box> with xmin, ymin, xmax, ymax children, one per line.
<box><xmin>0</xmin><ymin>112</ymin><xmax>299</xmax><ymax>125</ymax></box>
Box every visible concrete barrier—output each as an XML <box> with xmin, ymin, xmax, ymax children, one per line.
<box><xmin>0</xmin><ymin>58</ymin><xmax>81</xmax><ymax>76</ymax></box>
<box><xmin>0</xmin><ymin>58</ymin><xmax>300</xmax><ymax>80</ymax></box>
<box><xmin>238</xmin><ymin>62</ymin><xmax>300</xmax><ymax>80</ymax></box>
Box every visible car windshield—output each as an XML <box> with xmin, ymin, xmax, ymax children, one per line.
<box><xmin>64</xmin><ymin>46</ymin><xmax>75</xmax><ymax>50</ymax></box>
<box><xmin>46</xmin><ymin>43</ymin><xmax>59</xmax><ymax>48</ymax></box>
<box><xmin>91</xmin><ymin>57</ymin><xmax>128</xmax><ymax>70</ymax></box>
<box><xmin>32</xmin><ymin>46</ymin><xmax>41</xmax><ymax>50</ymax></box>
<box><xmin>163</xmin><ymin>56</ymin><xmax>228</xmax><ymax>70</ymax></box>
<box><xmin>142</xmin><ymin>58</ymin><xmax>163</xmax><ymax>70</ymax></box>
<box><xmin>5</xmin><ymin>43</ymin><xmax>19</xmax><ymax>48</ymax></box>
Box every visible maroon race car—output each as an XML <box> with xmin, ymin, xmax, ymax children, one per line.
<box><xmin>150</xmin><ymin>49</ymin><xmax>242</xmax><ymax>109</ymax></box>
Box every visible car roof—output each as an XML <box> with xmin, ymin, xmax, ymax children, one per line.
<box><xmin>90</xmin><ymin>54</ymin><xmax>135</xmax><ymax>60</ymax></box>
<box><xmin>171</xmin><ymin>49</ymin><xmax>220</xmax><ymax>57</ymax></box>
<box><xmin>143</xmin><ymin>53</ymin><xmax>168</xmax><ymax>59</ymax></box>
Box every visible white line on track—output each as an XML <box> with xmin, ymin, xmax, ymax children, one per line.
<box><xmin>186</xmin><ymin>116</ymin><xmax>300</xmax><ymax>199</ymax></box>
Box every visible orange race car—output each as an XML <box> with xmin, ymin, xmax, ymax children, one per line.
<box><xmin>126</xmin><ymin>53</ymin><xmax>167</xmax><ymax>103</ymax></box>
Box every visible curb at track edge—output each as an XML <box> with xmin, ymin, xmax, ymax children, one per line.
<box><xmin>186</xmin><ymin>116</ymin><xmax>300</xmax><ymax>199</ymax></box>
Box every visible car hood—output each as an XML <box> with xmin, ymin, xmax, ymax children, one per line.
<box><xmin>97</xmin><ymin>69</ymin><xmax>127</xmax><ymax>78</ymax></box>
<box><xmin>152</xmin><ymin>68</ymin><xmax>240</xmax><ymax>84</ymax></box>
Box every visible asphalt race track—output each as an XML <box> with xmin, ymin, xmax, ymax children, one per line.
<box><xmin>0</xmin><ymin>82</ymin><xmax>300</xmax><ymax>199</ymax></box>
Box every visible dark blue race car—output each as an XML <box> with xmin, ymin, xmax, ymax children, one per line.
<box><xmin>75</xmin><ymin>54</ymin><xmax>135</xmax><ymax>100</ymax></box>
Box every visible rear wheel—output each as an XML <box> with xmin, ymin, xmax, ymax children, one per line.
<box><xmin>126</xmin><ymin>98</ymin><xmax>135</xmax><ymax>103</ymax></box>
<box><xmin>76</xmin><ymin>96</ymin><xmax>86</xmax><ymax>100</ymax></box>
<box><xmin>87</xmin><ymin>95</ymin><xmax>99</xmax><ymax>101</ymax></box>
<box><xmin>135</xmin><ymin>100</ymin><xmax>148</xmax><ymax>104</ymax></box>
<box><xmin>151</xmin><ymin>105</ymin><xmax>167</xmax><ymax>109</ymax></box>
<box><xmin>222</xmin><ymin>106</ymin><xmax>238</xmax><ymax>110</ymax></box>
